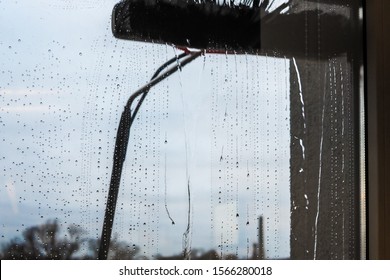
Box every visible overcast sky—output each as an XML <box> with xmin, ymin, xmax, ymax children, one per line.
<box><xmin>0</xmin><ymin>0</ymin><xmax>291</xmax><ymax>259</ymax></box>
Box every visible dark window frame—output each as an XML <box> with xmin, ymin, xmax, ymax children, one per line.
<box><xmin>365</xmin><ymin>0</ymin><xmax>390</xmax><ymax>260</ymax></box>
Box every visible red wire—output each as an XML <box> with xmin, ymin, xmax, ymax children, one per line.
<box><xmin>176</xmin><ymin>45</ymin><xmax>247</xmax><ymax>55</ymax></box>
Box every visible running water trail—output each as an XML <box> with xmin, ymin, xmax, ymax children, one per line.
<box><xmin>164</xmin><ymin>154</ymin><xmax>175</xmax><ymax>225</ymax></box>
<box><xmin>182</xmin><ymin>178</ymin><xmax>191</xmax><ymax>259</ymax></box>
<box><xmin>173</xmin><ymin>46</ymin><xmax>192</xmax><ymax>259</ymax></box>
<box><xmin>292</xmin><ymin>58</ymin><xmax>306</xmax><ymax>162</ymax></box>
<box><xmin>313</xmin><ymin>62</ymin><xmax>328</xmax><ymax>260</ymax></box>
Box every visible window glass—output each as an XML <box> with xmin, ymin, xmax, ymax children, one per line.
<box><xmin>0</xmin><ymin>0</ymin><xmax>363</xmax><ymax>259</ymax></box>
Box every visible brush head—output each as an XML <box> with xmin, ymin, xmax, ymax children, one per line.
<box><xmin>112</xmin><ymin>0</ymin><xmax>262</xmax><ymax>53</ymax></box>
<box><xmin>112</xmin><ymin>0</ymin><xmax>355</xmax><ymax>59</ymax></box>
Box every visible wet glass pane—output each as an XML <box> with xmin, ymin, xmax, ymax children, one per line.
<box><xmin>0</xmin><ymin>0</ymin><xmax>363</xmax><ymax>259</ymax></box>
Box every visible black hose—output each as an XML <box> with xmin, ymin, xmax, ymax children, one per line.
<box><xmin>98</xmin><ymin>51</ymin><xmax>201</xmax><ymax>260</ymax></box>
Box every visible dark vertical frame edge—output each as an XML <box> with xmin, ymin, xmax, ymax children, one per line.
<box><xmin>365</xmin><ymin>0</ymin><xmax>390</xmax><ymax>260</ymax></box>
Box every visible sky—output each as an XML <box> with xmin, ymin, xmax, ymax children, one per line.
<box><xmin>0</xmin><ymin>0</ymin><xmax>291</xmax><ymax>259</ymax></box>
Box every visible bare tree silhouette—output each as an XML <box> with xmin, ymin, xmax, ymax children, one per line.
<box><xmin>1</xmin><ymin>220</ymin><xmax>85</xmax><ymax>260</ymax></box>
<box><xmin>1</xmin><ymin>220</ymin><xmax>256</xmax><ymax>259</ymax></box>
<box><xmin>87</xmin><ymin>235</ymin><xmax>141</xmax><ymax>260</ymax></box>
<box><xmin>0</xmin><ymin>220</ymin><xmax>143</xmax><ymax>260</ymax></box>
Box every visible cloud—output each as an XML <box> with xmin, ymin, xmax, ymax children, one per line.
<box><xmin>5</xmin><ymin>180</ymin><xmax>18</xmax><ymax>215</ymax></box>
<box><xmin>1</xmin><ymin>105</ymin><xmax>54</xmax><ymax>113</ymax></box>
<box><xmin>214</xmin><ymin>202</ymin><xmax>238</xmax><ymax>246</ymax></box>
<box><xmin>1</xmin><ymin>88</ymin><xmax>56</xmax><ymax>96</ymax></box>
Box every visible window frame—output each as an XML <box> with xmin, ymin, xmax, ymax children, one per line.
<box><xmin>365</xmin><ymin>0</ymin><xmax>390</xmax><ymax>260</ymax></box>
